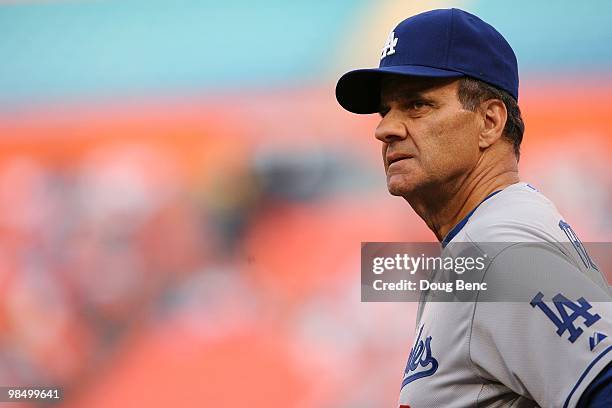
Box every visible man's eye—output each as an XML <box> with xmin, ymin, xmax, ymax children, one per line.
<box><xmin>409</xmin><ymin>100</ymin><xmax>427</xmax><ymax>110</ymax></box>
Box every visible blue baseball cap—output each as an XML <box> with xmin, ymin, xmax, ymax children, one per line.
<box><xmin>336</xmin><ymin>8</ymin><xmax>519</xmax><ymax>114</ymax></box>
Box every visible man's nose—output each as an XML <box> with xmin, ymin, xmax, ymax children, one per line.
<box><xmin>374</xmin><ymin>112</ymin><xmax>407</xmax><ymax>143</ymax></box>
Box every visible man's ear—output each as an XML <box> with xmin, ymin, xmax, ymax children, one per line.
<box><xmin>479</xmin><ymin>99</ymin><xmax>507</xmax><ymax>149</ymax></box>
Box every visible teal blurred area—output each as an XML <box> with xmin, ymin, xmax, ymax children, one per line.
<box><xmin>0</xmin><ymin>0</ymin><xmax>365</xmax><ymax>105</ymax></box>
<box><xmin>1</xmin><ymin>0</ymin><xmax>612</xmax><ymax>107</ymax></box>
<box><xmin>471</xmin><ymin>0</ymin><xmax>612</xmax><ymax>72</ymax></box>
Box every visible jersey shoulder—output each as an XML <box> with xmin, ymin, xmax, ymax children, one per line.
<box><xmin>453</xmin><ymin>182</ymin><xmax>606</xmax><ymax>288</ymax></box>
<box><xmin>458</xmin><ymin>182</ymin><xmax>567</xmax><ymax>243</ymax></box>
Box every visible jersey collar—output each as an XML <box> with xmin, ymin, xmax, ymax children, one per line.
<box><xmin>441</xmin><ymin>190</ymin><xmax>502</xmax><ymax>248</ymax></box>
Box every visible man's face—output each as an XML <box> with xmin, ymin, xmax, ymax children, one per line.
<box><xmin>376</xmin><ymin>76</ymin><xmax>482</xmax><ymax>197</ymax></box>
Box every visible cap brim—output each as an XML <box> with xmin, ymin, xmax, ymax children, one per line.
<box><xmin>335</xmin><ymin>65</ymin><xmax>464</xmax><ymax>114</ymax></box>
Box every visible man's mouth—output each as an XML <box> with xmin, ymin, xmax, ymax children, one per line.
<box><xmin>386</xmin><ymin>153</ymin><xmax>413</xmax><ymax>166</ymax></box>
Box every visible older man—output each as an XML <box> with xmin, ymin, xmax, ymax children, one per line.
<box><xmin>336</xmin><ymin>8</ymin><xmax>611</xmax><ymax>408</ymax></box>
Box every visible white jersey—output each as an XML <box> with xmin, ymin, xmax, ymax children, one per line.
<box><xmin>398</xmin><ymin>182</ymin><xmax>612</xmax><ymax>408</ymax></box>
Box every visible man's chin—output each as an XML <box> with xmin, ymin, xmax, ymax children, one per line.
<box><xmin>387</xmin><ymin>185</ymin><xmax>415</xmax><ymax>197</ymax></box>
<box><xmin>386</xmin><ymin>170</ymin><xmax>435</xmax><ymax>197</ymax></box>
<box><xmin>386</xmin><ymin>177</ymin><xmax>419</xmax><ymax>197</ymax></box>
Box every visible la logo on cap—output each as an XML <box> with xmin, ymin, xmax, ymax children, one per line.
<box><xmin>380</xmin><ymin>31</ymin><xmax>398</xmax><ymax>60</ymax></box>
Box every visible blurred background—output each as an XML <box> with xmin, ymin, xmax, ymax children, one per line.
<box><xmin>0</xmin><ymin>0</ymin><xmax>611</xmax><ymax>407</ymax></box>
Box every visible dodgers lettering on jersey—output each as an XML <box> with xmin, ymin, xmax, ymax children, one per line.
<box><xmin>398</xmin><ymin>182</ymin><xmax>612</xmax><ymax>408</ymax></box>
<box><xmin>402</xmin><ymin>324</ymin><xmax>439</xmax><ymax>389</ymax></box>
